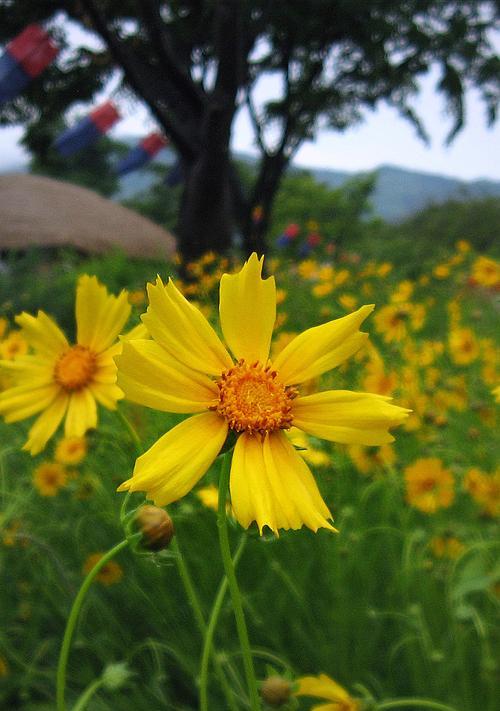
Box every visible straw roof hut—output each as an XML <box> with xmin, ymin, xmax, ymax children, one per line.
<box><xmin>0</xmin><ymin>173</ymin><xmax>176</xmax><ymax>259</ymax></box>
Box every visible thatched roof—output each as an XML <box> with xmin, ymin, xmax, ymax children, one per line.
<box><xmin>0</xmin><ymin>173</ymin><xmax>176</xmax><ymax>259</ymax></box>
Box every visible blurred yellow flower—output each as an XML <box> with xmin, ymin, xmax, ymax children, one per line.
<box><xmin>295</xmin><ymin>673</ymin><xmax>359</xmax><ymax>711</ymax></box>
<box><xmin>348</xmin><ymin>443</ymin><xmax>395</xmax><ymax>475</ymax></box>
<box><xmin>374</xmin><ymin>303</ymin><xmax>425</xmax><ymax>343</ymax></box>
<box><xmin>83</xmin><ymin>553</ymin><xmax>123</xmax><ymax>585</ymax></box>
<box><xmin>456</xmin><ymin>239</ymin><xmax>471</xmax><ymax>253</ymax></box>
<box><xmin>33</xmin><ymin>461</ymin><xmax>68</xmax><ymax>497</ymax></box>
<box><xmin>405</xmin><ymin>458</ymin><xmax>455</xmax><ymax>514</ymax></box>
<box><xmin>0</xmin><ymin>276</ymin><xmax>131</xmax><ymax>455</ymax></box>
<box><xmin>471</xmin><ymin>255</ymin><xmax>500</xmax><ymax>288</ymax></box>
<box><xmin>464</xmin><ymin>468</ymin><xmax>500</xmax><ymax>517</ymax></box>
<box><xmin>0</xmin><ymin>331</ymin><xmax>28</xmax><ymax>360</ymax></box>
<box><xmin>55</xmin><ymin>436</ymin><xmax>87</xmax><ymax>465</ymax></box>
<box><xmin>117</xmin><ymin>254</ymin><xmax>409</xmax><ymax>535</ymax></box>
<box><xmin>430</xmin><ymin>535</ymin><xmax>465</xmax><ymax>560</ymax></box>
<box><xmin>448</xmin><ymin>327</ymin><xmax>479</xmax><ymax>365</ymax></box>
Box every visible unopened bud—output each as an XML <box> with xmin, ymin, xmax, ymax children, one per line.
<box><xmin>135</xmin><ymin>505</ymin><xmax>174</xmax><ymax>551</ymax></box>
<box><xmin>260</xmin><ymin>676</ymin><xmax>292</xmax><ymax>707</ymax></box>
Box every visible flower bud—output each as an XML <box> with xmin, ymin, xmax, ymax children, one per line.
<box><xmin>135</xmin><ymin>505</ymin><xmax>174</xmax><ymax>551</ymax></box>
<box><xmin>260</xmin><ymin>676</ymin><xmax>292</xmax><ymax>707</ymax></box>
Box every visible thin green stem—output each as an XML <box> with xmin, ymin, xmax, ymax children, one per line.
<box><xmin>200</xmin><ymin>536</ymin><xmax>247</xmax><ymax>711</ymax></box>
<box><xmin>71</xmin><ymin>678</ymin><xmax>105</xmax><ymax>711</ymax></box>
<box><xmin>171</xmin><ymin>538</ymin><xmax>207</xmax><ymax>636</ymax></box>
<box><xmin>116</xmin><ymin>408</ymin><xmax>142</xmax><ymax>456</ymax></box>
<box><xmin>376</xmin><ymin>700</ymin><xmax>460</xmax><ymax>711</ymax></box>
<box><xmin>56</xmin><ymin>538</ymin><xmax>133</xmax><ymax>711</ymax></box>
<box><xmin>217</xmin><ymin>451</ymin><xmax>260</xmax><ymax>711</ymax></box>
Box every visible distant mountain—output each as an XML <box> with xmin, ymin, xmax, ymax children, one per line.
<box><xmin>3</xmin><ymin>143</ymin><xmax>500</xmax><ymax>222</ymax></box>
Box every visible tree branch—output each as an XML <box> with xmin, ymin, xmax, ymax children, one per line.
<box><xmin>81</xmin><ymin>0</ymin><xmax>197</xmax><ymax>161</ymax></box>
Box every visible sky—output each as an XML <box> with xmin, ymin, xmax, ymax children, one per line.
<box><xmin>1</xmin><ymin>22</ymin><xmax>499</xmax><ymax>182</ymax></box>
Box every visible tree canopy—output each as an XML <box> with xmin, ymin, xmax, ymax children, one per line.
<box><xmin>1</xmin><ymin>1</ymin><xmax>499</xmax><ymax>261</ymax></box>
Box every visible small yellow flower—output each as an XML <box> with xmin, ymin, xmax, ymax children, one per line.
<box><xmin>0</xmin><ymin>276</ymin><xmax>131</xmax><ymax>455</ymax></box>
<box><xmin>405</xmin><ymin>458</ymin><xmax>455</xmax><ymax>514</ymax></box>
<box><xmin>196</xmin><ymin>484</ymin><xmax>220</xmax><ymax>512</ymax></box>
<box><xmin>464</xmin><ymin>468</ymin><xmax>500</xmax><ymax>517</ymax></box>
<box><xmin>338</xmin><ymin>294</ymin><xmax>358</xmax><ymax>312</ymax></box>
<box><xmin>117</xmin><ymin>254</ymin><xmax>409</xmax><ymax>535</ymax></box>
<box><xmin>55</xmin><ymin>436</ymin><xmax>87</xmax><ymax>465</ymax></box>
<box><xmin>430</xmin><ymin>535</ymin><xmax>465</xmax><ymax>560</ymax></box>
<box><xmin>312</xmin><ymin>282</ymin><xmax>334</xmax><ymax>298</ymax></box>
<box><xmin>295</xmin><ymin>673</ymin><xmax>359</xmax><ymax>711</ymax></box>
<box><xmin>0</xmin><ymin>331</ymin><xmax>29</xmax><ymax>360</ymax></box>
<box><xmin>433</xmin><ymin>264</ymin><xmax>450</xmax><ymax>279</ymax></box>
<box><xmin>493</xmin><ymin>385</ymin><xmax>500</xmax><ymax>403</ymax></box>
<box><xmin>348</xmin><ymin>443</ymin><xmax>395</xmax><ymax>475</ymax></box>
<box><xmin>33</xmin><ymin>461</ymin><xmax>68</xmax><ymax>497</ymax></box>
<box><xmin>471</xmin><ymin>255</ymin><xmax>500</xmax><ymax>288</ymax></box>
<box><xmin>128</xmin><ymin>289</ymin><xmax>146</xmax><ymax>306</ymax></box>
<box><xmin>448</xmin><ymin>327</ymin><xmax>479</xmax><ymax>365</ymax></box>
<box><xmin>83</xmin><ymin>553</ymin><xmax>123</xmax><ymax>585</ymax></box>
<box><xmin>456</xmin><ymin>239</ymin><xmax>471</xmax><ymax>253</ymax></box>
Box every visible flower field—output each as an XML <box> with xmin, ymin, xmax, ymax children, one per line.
<box><xmin>0</xmin><ymin>241</ymin><xmax>498</xmax><ymax>711</ymax></box>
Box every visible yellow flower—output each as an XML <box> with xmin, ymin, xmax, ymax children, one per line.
<box><xmin>471</xmin><ymin>255</ymin><xmax>500</xmax><ymax>288</ymax></box>
<box><xmin>128</xmin><ymin>289</ymin><xmax>146</xmax><ymax>306</ymax></box>
<box><xmin>456</xmin><ymin>239</ymin><xmax>471</xmax><ymax>253</ymax></box>
<box><xmin>83</xmin><ymin>553</ymin><xmax>123</xmax><ymax>586</ymax></box>
<box><xmin>377</xmin><ymin>262</ymin><xmax>392</xmax><ymax>278</ymax></box>
<box><xmin>430</xmin><ymin>535</ymin><xmax>465</xmax><ymax>560</ymax></box>
<box><xmin>433</xmin><ymin>264</ymin><xmax>450</xmax><ymax>279</ymax></box>
<box><xmin>33</xmin><ymin>461</ymin><xmax>68</xmax><ymax>496</ymax></box>
<box><xmin>348</xmin><ymin>443</ymin><xmax>395</xmax><ymax>475</ymax></box>
<box><xmin>374</xmin><ymin>303</ymin><xmax>425</xmax><ymax>343</ymax></box>
<box><xmin>464</xmin><ymin>468</ymin><xmax>500</xmax><ymax>517</ymax></box>
<box><xmin>295</xmin><ymin>673</ymin><xmax>359</xmax><ymax>711</ymax></box>
<box><xmin>405</xmin><ymin>458</ymin><xmax>455</xmax><ymax>514</ymax></box>
<box><xmin>448</xmin><ymin>327</ymin><xmax>479</xmax><ymax>365</ymax></box>
<box><xmin>312</xmin><ymin>282</ymin><xmax>334</xmax><ymax>298</ymax></box>
<box><xmin>493</xmin><ymin>385</ymin><xmax>500</xmax><ymax>403</ymax></box>
<box><xmin>117</xmin><ymin>254</ymin><xmax>409</xmax><ymax>535</ymax></box>
<box><xmin>55</xmin><ymin>436</ymin><xmax>88</xmax><ymax>465</ymax></box>
<box><xmin>338</xmin><ymin>294</ymin><xmax>358</xmax><ymax>312</ymax></box>
<box><xmin>0</xmin><ymin>276</ymin><xmax>131</xmax><ymax>455</ymax></box>
<box><xmin>0</xmin><ymin>331</ymin><xmax>28</xmax><ymax>360</ymax></box>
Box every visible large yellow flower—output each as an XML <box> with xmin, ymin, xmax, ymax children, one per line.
<box><xmin>117</xmin><ymin>254</ymin><xmax>409</xmax><ymax>534</ymax></box>
<box><xmin>0</xmin><ymin>276</ymin><xmax>130</xmax><ymax>455</ymax></box>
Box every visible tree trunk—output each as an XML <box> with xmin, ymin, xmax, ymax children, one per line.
<box><xmin>242</xmin><ymin>152</ymin><xmax>289</xmax><ymax>256</ymax></box>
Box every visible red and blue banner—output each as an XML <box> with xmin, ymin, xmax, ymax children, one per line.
<box><xmin>0</xmin><ymin>24</ymin><xmax>58</xmax><ymax>106</ymax></box>
<box><xmin>116</xmin><ymin>132</ymin><xmax>168</xmax><ymax>175</ymax></box>
<box><xmin>53</xmin><ymin>101</ymin><xmax>120</xmax><ymax>156</ymax></box>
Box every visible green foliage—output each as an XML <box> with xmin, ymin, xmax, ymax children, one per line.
<box><xmin>0</xmin><ymin>241</ymin><xmax>498</xmax><ymax>710</ymax></box>
<box><xmin>121</xmin><ymin>166</ymin><xmax>181</xmax><ymax>230</ymax></box>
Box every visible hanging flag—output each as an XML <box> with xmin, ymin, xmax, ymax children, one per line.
<box><xmin>116</xmin><ymin>132</ymin><xmax>168</xmax><ymax>175</ymax></box>
<box><xmin>0</xmin><ymin>24</ymin><xmax>58</xmax><ymax>106</ymax></box>
<box><xmin>53</xmin><ymin>101</ymin><xmax>120</xmax><ymax>157</ymax></box>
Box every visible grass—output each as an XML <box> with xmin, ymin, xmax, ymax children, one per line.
<box><xmin>0</xmin><ymin>242</ymin><xmax>498</xmax><ymax>710</ymax></box>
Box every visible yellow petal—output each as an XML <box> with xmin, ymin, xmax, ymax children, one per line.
<box><xmin>89</xmin><ymin>382</ymin><xmax>123</xmax><ymax>409</ymax></box>
<box><xmin>16</xmin><ymin>311</ymin><xmax>68</xmax><ymax>357</ymax></box>
<box><xmin>293</xmin><ymin>390</ymin><xmax>410</xmax><ymax>445</ymax></box>
<box><xmin>229</xmin><ymin>431</ymin><xmax>335</xmax><ymax>535</ymax></box>
<box><xmin>76</xmin><ymin>275</ymin><xmax>131</xmax><ymax>353</ymax></box>
<box><xmin>142</xmin><ymin>277</ymin><xmax>232</xmax><ymax>376</ymax></box>
<box><xmin>0</xmin><ymin>383</ymin><xmax>60</xmax><ymax>422</ymax></box>
<box><xmin>23</xmin><ymin>392</ymin><xmax>69</xmax><ymax>455</ymax></box>
<box><xmin>296</xmin><ymin>674</ymin><xmax>351</xmax><ymax>702</ymax></box>
<box><xmin>64</xmin><ymin>388</ymin><xmax>97</xmax><ymax>437</ymax></box>
<box><xmin>116</xmin><ymin>339</ymin><xmax>218</xmax><ymax>413</ymax></box>
<box><xmin>219</xmin><ymin>253</ymin><xmax>276</xmax><ymax>363</ymax></box>
<box><xmin>273</xmin><ymin>305</ymin><xmax>374</xmax><ymax>385</ymax></box>
<box><xmin>118</xmin><ymin>412</ymin><xmax>228</xmax><ymax>506</ymax></box>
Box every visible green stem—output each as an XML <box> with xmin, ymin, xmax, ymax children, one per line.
<box><xmin>171</xmin><ymin>537</ymin><xmax>208</xmax><ymax>637</ymax></box>
<box><xmin>116</xmin><ymin>408</ymin><xmax>142</xmax><ymax>456</ymax></box>
<box><xmin>200</xmin><ymin>536</ymin><xmax>247</xmax><ymax>711</ymax></box>
<box><xmin>71</xmin><ymin>678</ymin><xmax>105</xmax><ymax>711</ymax></box>
<box><xmin>376</xmin><ymin>700</ymin><xmax>460</xmax><ymax>711</ymax></box>
<box><xmin>217</xmin><ymin>451</ymin><xmax>260</xmax><ymax>711</ymax></box>
<box><xmin>56</xmin><ymin>538</ymin><xmax>132</xmax><ymax>711</ymax></box>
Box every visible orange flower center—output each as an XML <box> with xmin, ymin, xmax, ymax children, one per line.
<box><xmin>214</xmin><ymin>359</ymin><xmax>297</xmax><ymax>434</ymax></box>
<box><xmin>418</xmin><ymin>477</ymin><xmax>437</xmax><ymax>492</ymax></box>
<box><xmin>54</xmin><ymin>346</ymin><xmax>96</xmax><ymax>391</ymax></box>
